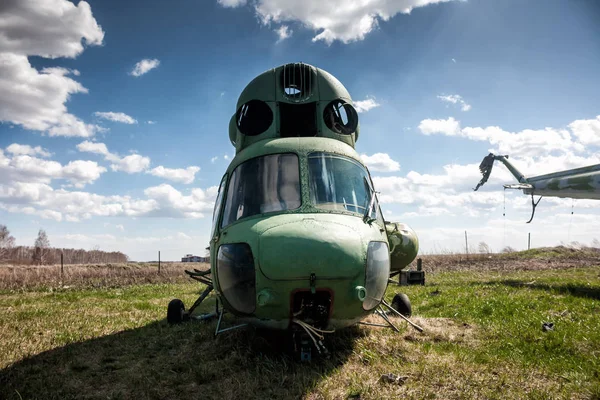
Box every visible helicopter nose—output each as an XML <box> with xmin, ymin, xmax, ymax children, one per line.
<box><xmin>258</xmin><ymin>217</ymin><xmax>365</xmax><ymax>280</ymax></box>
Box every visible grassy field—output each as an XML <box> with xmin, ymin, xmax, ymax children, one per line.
<box><xmin>0</xmin><ymin>252</ymin><xmax>599</xmax><ymax>399</ymax></box>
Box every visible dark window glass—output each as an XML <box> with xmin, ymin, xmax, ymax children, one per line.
<box><xmin>217</xmin><ymin>243</ymin><xmax>255</xmax><ymax>314</ymax></box>
<box><xmin>308</xmin><ymin>152</ymin><xmax>377</xmax><ymax>219</ymax></box>
<box><xmin>236</xmin><ymin>100</ymin><xmax>273</xmax><ymax>136</ymax></box>
<box><xmin>323</xmin><ymin>100</ymin><xmax>358</xmax><ymax>135</ymax></box>
<box><xmin>221</xmin><ymin>154</ymin><xmax>301</xmax><ymax>227</ymax></box>
<box><xmin>279</xmin><ymin>102</ymin><xmax>317</xmax><ymax>137</ymax></box>
<box><xmin>211</xmin><ymin>174</ymin><xmax>227</xmax><ymax>237</ymax></box>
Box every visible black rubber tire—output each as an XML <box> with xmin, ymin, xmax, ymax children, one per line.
<box><xmin>391</xmin><ymin>293</ymin><xmax>412</xmax><ymax>317</ymax></box>
<box><xmin>167</xmin><ymin>299</ymin><xmax>185</xmax><ymax>324</ymax></box>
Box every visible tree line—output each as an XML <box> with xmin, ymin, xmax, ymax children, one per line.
<box><xmin>0</xmin><ymin>225</ymin><xmax>129</xmax><ymax>265</ymax></box>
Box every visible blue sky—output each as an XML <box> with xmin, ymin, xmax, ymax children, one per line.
<box><xmin>1</xmin><ymin>0</ymin><xmax>600</xmax><ymax>260</ymax></box>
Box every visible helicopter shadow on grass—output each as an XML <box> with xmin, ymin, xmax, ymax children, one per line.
<box><xmin>0</xmin><ymin>315</ymin><xmax>367</xmax><ymax>400</ymax></box>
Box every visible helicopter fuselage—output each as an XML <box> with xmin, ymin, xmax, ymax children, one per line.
<box><xmin>210</xmin><ymin>137</ymin><xmax>390</xmax><ymax>330</ymax></box>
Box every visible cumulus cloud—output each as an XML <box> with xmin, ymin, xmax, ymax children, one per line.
<box><xmin>0</xmin><ymin>0</ymin><xmax>105</xmax><ymax>137</ymax></box>
<box><xmin>217</xmin><ymin>0</ymin><xmax>247</xmax><ymax>7</ymax></box>
<box><xmin>0</xmin><ymin>0</ymin><xmax>104</xmax><ymax>58</ymax></box>
<box><xmin>130</xmin><ymin>58</ymin><xmax>160</xmax><ymax>77</ymax></box>
<box><xmin>0</xmin><ymin>148</ymin><xmax>106</xmax><ymax>189</ymax></box>
<box><xmin>568</xmin><ymin>115</ymin><xmax>600</xmax><ymax>146</ymax></box>
<box><xmin>276</xmin><ymin>25</ymin><xmax>293</xmax><ymax>42</ymax></box>
<box><xmin>437</xmin><ymin>94</ymin><xmax>471</xmax><ymax>111</ymax></box>
<box><xmin>77</xmin><ymin>141</ymin><xmax>150</xmax><ymax>174</ymax></box>
<box><xmin>110</xmin><ymin>154</ymin><xmax>151</xmax><ymax>174</ymax></box>
<box><xmin>143</xmin><ymin>184</ymin><xmax>218</xmax><ymax>218</ymax></box>
<box><xmin>0</xmin><ymin>55</ymin><xmax>104</xmax><ymax>137</ymax></box>
<box><xmin>94</xmin><ymin>112</ymin><xmax>137</xmax><ymax>124</ymax></box>
<box><xmin>76</xmin><ymin>141</ymin><xmax>110</xmax><ymax>157</ymax></box>
<box><xmin>76</xmin><ymin>141</ymin><xmax>199</xmax><ymax>180</ymax></box>
<box><xmin>418</xmin><ymin>117</ymin><xmax>587</xmax><ymax>157</ymax></box>
<box><xmin>418</xmin><ymin>117</ymin><xmax>460</xmax><ymax>136</ymax></box>
<box><xmin>148</xmin><ymin>166</ymin><xmax>201</xmax><ymax>184</ymax></box>
<box><xmin>354</xmin><ymin>98</ymin><xmax>381</xmax><ymax>113</ymax></box>
<box><xmin>361</xmin><ymin>153</ymin><xmax>400</xmax><ymax>172</ymax></box>
<box><xmin>6</xmin><ymin>143</ymin><xmax>51</xmax><ymax>158</ymax></box>
<box><xmin>0</xmin><ymin>180</ymin><xmax>218</xmax><ymax>223</ymax></box>
<box><xmin>218</xmin><ymin>0</ymin><xmax>458</xmax><ymax>44</ymax></box>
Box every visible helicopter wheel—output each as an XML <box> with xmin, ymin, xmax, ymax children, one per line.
<box><xmin>167</xmin><ymin>298</ymin><xmax>186</xmax><ymax>324</ymax></box>
<box><xmin>391</xmin><ymin>293</ymin><xmax>412</xmax><ymax>317</ymax></box>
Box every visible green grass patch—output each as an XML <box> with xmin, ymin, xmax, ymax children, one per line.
<box><xmin>0</xmin><ymin>267</ymin><xmax>599</xmax><ymax>399</ymax></box>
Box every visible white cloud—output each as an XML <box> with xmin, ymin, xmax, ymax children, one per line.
<box><xmin>568</xmin><ymin>115</ymin><xmax>600</xmax><ymax>146</ymax></box>
<box><xmin>361</xmin><ymin>153</ymin><xmax>400</xmax><ymax>172</ymax></box>
<box><xmin>418</xmin><ymin>117</ymin><xmax>587</xmax><ymax>157</ymax></box>
<box><xmin>76</xmin><ymin>141</ymin><xmax>110</xmax><ymax>157</ymax></box>
<box><xmin>116</xmin><ymin>224</ymin><xmax>125</xmax><ymax>232</ymax></box>
<box><xmin>437</xmin><ymin>94</ymin><xmax>471</xmax><ymax>112</ymax></box>
<box><xmin>354</xmin><ymin>98</ymin><xmax>381</xmax><ymax>113</ymax></box>
<box><xmin>148</xmin><ymin>166</ymin><xmax>201</xmax><ymax>184</ymax></box>
<box><xmin>130</xmin><ymin>58</ymin><xmax>160</xmax><ymax>77</ymax></box>
<box><xmin>94</xmin><ymin>112</ymin><xmax>137</xmax><ymax>124</ymax></box>
<box><xmin>451</xmin><ymin>58</ymin><xmax>456</xmax><ymax>63</ymax></box>
<box><xmin>77</xmin><ymin>141</ymin><xmax>151</xmax><ymax>174</ymax></box>
<box><xmin>276</xmin><ymin>25</ymin><xmax>293</xmax><ymax>42</ymax></box>
<box><xmin>418</xmin><ymin>117</ymin><xmax>460</xmax><ymax>135</ymax></box>
<box><xmin>0</xmin><ymin>0</ymin><xmax>104</xmax><ymax>58</ymax></box>
<box><xmin>143</xmin><ymin>184</ymin><xmax>217</xmax><ymax>218</ymax></box>
<box><xmin>0</xmin><ymin>148</ymin><xmax>106</xmax><ymax>188</ymax></box>
<box><xmin>219</xmin><ymin>0</ymin><xmax>459</xmax><ymax>44</ymax></box>
<box><xmin>0</xmin><ymin>0</ymin><xmax>104</xmax><ymax>137</ymax></box>
<box><xmin>6</xmin><ymin>144</ymin><xmax>51</xmax><ymax>158</ymax></box>
<box><xmin>110</xmin><ymin>154</ymin><xmax>151</xmax><ymax>174</ymax></box>
<box><xmin>217</xmin><ymin>0</ymin><xmax>247</xmax><ymax>7</ymax></box>
<box><xmin>0</xmin><ymin>55</ymin><xmax>103</xmax><ymax>137</ymax></box>
<box><xmin>0</xmin><ymin>179</ymin><xmax>218</xmax><ymax>223</ymax></box>
<box><xmin>211</xmin><ymin>156</ymin><xmax>219</xmax><ymax>163</ymax></box>
<box><xmin>147</xmin><ymin>120</ymin><xmax>157</xmax><ymax>125</ymax></box>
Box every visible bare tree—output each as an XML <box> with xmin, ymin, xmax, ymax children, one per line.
<box><xmin>478</xmin><ymin>241</ymin><xmax>492</xmax><ymax>254</ymax></box>
<box><xmin>501</xmin><ymin>246</ymin><xmax>516</xmax><ymax>253</ymax></box>
<box><xmin>0</xmin><ymin>225</ymin><xmax>16</xmax><ymax>262</ymax></box>
<box><xmin>32</xmin><ymin>229</ymin><xmax>51</xmax><ymax>265</ymax></box>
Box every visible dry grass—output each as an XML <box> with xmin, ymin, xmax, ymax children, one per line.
<box><xmin>415</xmin><ymin>245</ymin><xmax>600</xmax><ymax>273</ymax></box>
<box><xmin>0</xmin><ymin>262</ymin><xmax>209</xmax><ymax>290</ymax></box>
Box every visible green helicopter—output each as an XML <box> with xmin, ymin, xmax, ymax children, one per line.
<box><xmin>168</xmin><ymin>63</ymin><xmax>422</xmax><ymax>358</ymax></box>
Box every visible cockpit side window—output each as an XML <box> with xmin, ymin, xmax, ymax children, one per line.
<box><xmin>221</xmin><ymin>153</ymin><xmax>301</xmax><ymax>228</ymax></box>
<box><xmin>308</xmin><ymin>152</ymin><xmax>378</xmax><ymax>220</ymax></box>
<box><xmin>211</xmin><ymin>174</ymin><xmax>227</xmax><ymax>237</ymax></box>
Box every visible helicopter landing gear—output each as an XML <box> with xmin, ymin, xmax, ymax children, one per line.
<box><xmin>391</xmin><ymin>293</ymin><xmax>412</xmax><ymax>317</ymax></box>
<box><xmin>167</xmin><ymin>278</ymin><xmax>213</xmax><ymax>324</ymax></box>
<box><xmin>167</xmin><ymin>298</ymin><xmax>187</xmax><ymax>324</ymax></box>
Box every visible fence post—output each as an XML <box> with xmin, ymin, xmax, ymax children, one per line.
<box><xmin>465</xmin><ymin>231</ymin><xmax>469</xmax><ymax>259</ymax></box>
<box><xmin>158</xmin><ymin>251</ymin><xmax>161</xmax><ymax>274</ymax></box>
<box><xmin>60</xmin><ymin>252</ymin><xmax>64</xmax><ymax>281</ymax></box>
<box><xmin>528</xmin><ymin>233</ymin><xmax>531</xmax><ymax>250</ymax></box>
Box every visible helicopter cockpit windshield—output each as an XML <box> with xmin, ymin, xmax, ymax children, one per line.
<box><xmin>308</xmin><ymin>152</ymin><xmax>378</xmax><ymax>220</ymax></box>
<box><xmin>221</xmin><ymin>153</ymin><xmax>301</xmax><ymax>227</ymax></box>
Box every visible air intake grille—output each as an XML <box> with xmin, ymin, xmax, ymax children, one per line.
<box><xmin>281</xmin><ymin>63</ymin><xmax>313</xmax><ymax>102</ymax></box>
